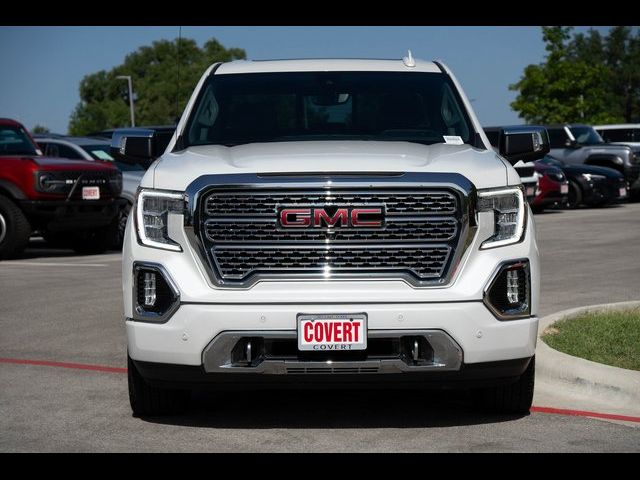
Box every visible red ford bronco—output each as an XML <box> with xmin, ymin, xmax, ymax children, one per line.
<box><xmin>0</xmin><ymin>118</ymin><xmax>123</xmax><ymax>258</ymax></box>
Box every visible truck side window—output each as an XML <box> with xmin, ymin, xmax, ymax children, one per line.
<box><xmin>55</xmin><ymin>144</ymin><xmax>84</xmax><ymax>160</ymax></box>
<box><xmin>547</xmin><ymin>129</ymin><xmax>567</xmax><ymax>148</ymax></box>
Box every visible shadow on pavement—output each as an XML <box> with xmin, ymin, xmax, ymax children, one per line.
<box><xmin>532</xmin><ymin>209</ymin><xmax>565</xmax><ymax>215</ymax></box>
<box><xmin>140</xmin><ymin>389</ymin><xmax>526</xmax><ymax>429</ymax></box>
<box><xmin>9</xmin><ymin>238</ymin><xmax>119</xmax><ymax>260</ymax></box>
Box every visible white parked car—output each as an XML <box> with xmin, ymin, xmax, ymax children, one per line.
<box><xmin>113</xmin><ymin>56</ymin><xmax>549</xmax><ymax>416</ymax></box>
<box><xmin>593</xmin><ymin>123</ymin><xmax>640</xmax><ymax>149</ymax></box>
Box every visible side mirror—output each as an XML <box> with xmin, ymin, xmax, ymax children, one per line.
<box><xmin>110</xmin><ymin>128</ymin><xmax>161</xmax><ymax>168</ymax></box>
<box><xmin>497</xmin><ymin>125</ymin><xmax>550</xmax><ymax>165</ymax></box>
<box><xmin>565</xmin><ymin>138</ymin><xmax>579</xmax><ymax>148</ymax></box>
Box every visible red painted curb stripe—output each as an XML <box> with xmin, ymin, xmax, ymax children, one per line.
<box><xmin>0</xmin><ymin>357</ymin><xmax>127</xmax><ymax>374</ymax></box>
<box><xmin>531</xmin><ymin>406</ymin><xmax>640</xmax><ymax>423</ymax></box>
<box><xmin>2</xmin><ymin>357</ymin><xmax>639</xmax><ymax>423</ymax></box>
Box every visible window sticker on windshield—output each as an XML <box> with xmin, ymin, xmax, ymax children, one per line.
<box><xmin>92</xmin><ymin>150</ymin><xmax>114</xmax><ymax>160</ymax></box>
<box><xmin>443</xmin><ymin>135</ymin><xmax>464</xmax><ymax>145</ymax></box>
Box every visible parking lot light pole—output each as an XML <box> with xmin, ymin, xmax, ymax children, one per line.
<box><xmin>117</xmin><ymin>75</ymin><xmax>135</xmax><ymax>127</ymax></box>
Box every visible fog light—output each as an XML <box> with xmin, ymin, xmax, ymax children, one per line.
<box><xmin>134</xmin><ymin>263</ymin><xmax>180</xmax><ymax>322</ymax></box>
<box><xmin>506</xmin><ymin>269</ymin><xmax>519</xmax><ymax>304</ymax></box>
<box><xmin>484</xmin><ymin>260</ymin><xmax>531</xmax><ymax>320</ymax></box>
<box><xmin>143</xmin><ymin>272</ymin><xmax>156</xmax><ymax>307</ymax></box>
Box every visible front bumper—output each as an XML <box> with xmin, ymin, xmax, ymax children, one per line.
<box><xmin>582</xmin><ymin>178</ymin><xmax>628</xmax><ymax>205</ymax></box>
<box><xmin>19</xmin><ymin>198</ymin><xmax>126</xmax><ymax>231</ymax></box>
<box><xmin>126</xmin><ymin>301</ymin><xmax>538</xmax><ymax>368</ymax></box>
<box><xmin>532</xmin><ymin>188</ymin><xmax>567</xmax><ymax>207</ymax></box>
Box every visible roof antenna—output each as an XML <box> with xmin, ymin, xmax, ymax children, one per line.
<box><xmin>175</xmin><ymin>26</ymin><xmax>182</xmax><ymax>125</ymax></box>
<box><xmin>402</xmin><ymin>49</ymin><xmax>415</xmax><ymax>68</ymax></box>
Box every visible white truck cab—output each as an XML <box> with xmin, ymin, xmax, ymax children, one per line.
<box><xmin>113</xmin><ymin>57</ymin><xmax>549</xmax><ymax>416</ymax></box>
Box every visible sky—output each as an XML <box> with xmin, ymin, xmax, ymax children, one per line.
<box><xmin>0</xmin><ymin>26</ymin><xmax>609</xmax><ymax>134</ymax></box>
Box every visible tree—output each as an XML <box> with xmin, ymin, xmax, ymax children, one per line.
<box><xmin>569</xmin><ymin>27</ymin><xmax>640</xmax><ymax>122</ymax></box>
<box><xmin>31</xmin><ymin>124</ymin><xmax>50</xmax><ymax>134</ymax></box>
<box><xmin>510</xmin><ymin>27</ymin><xmax>617</xmax><ymax>125</ymax></box>
<box><xmin>69</xmin><ymin>38</ymin><xmax>246</xmax><ymax>135</ymax></box>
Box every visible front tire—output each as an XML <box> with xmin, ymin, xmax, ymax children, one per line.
<box><xmin>0</xmin><ymin>194</ymin><xmax>31</xmax><ymax>259</ymax></box>
<box><xmin>112</xmin><ymin>202</ymin><xmax>131</xmax><ymax>250</ymax></box>
<box><xmin>128</xmin><ymin>355</ymin><xmax>191</xmax><ymax>416</ymax></box>
<box><xmin>566</xmin><ymin>180</ymin><xmax>583</xmax><ymax>209</ymax></box>
<box><xmin>473</xmin><ymin>356</ymin><xmax>535</xmax><ymax>414</ymax></box>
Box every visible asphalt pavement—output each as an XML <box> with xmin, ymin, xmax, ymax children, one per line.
<box><xmin>1</xmin><ymin>203</ymin><xmax>639</xmax><ymax>452</ymax></box>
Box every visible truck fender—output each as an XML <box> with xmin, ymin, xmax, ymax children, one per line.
<box><xmin>584</xmin><ymin>154</ymin><xmax>624</xmax><ymax>174</ymax></box>
<box><xmin>0</xmin><ymin>180</ymin><xmax>27</xmax><ymax>200</ymax></box>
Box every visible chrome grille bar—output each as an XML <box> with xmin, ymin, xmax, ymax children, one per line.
<box><xmin>204</xmin><ymin>189</ymin><xmax>457</xmax><ymax>216</ymax></box>
<box><xmin>204</xmin><ymin>217</ymin><xmax>458</xmax><ymax>243</ymax></box>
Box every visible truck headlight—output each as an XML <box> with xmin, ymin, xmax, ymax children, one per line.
<box><xmin>135</xmin><ymin>189</ymin><xmax>185</xmax><ymax>251</ymax></box>
<box><xmin>477</xmin><ymin>186</ymin><xmax>526</xmax><ymax>249</ymax></box>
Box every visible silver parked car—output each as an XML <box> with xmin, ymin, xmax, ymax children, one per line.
<box><xmin>34</xmin><ymin>135</ymin><xmax>145</xmax><ymax>247</ymax></box>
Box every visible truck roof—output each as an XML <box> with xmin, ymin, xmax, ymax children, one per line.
<box><xmin>593</xmin><ymin>124</ymin><xmax>640</xmax><ymax>129</ymax></box>
<box><xmin>215</xmin><ymin>58</ymin><xmax>442</xmax><ymax>75</ymax></box>
<box><xmin>0</xmin><ymin>118</ymin><xmax>22</xmax><ymax>127</ymax></box>
<box><xmin>34</xmin><ymin>136</ymin><xmax>110</xmax><ymax>146</ymax></box>
<box><xmin>544</xmin><ymin>124</ymin><xmax>591</xmax><ymax>129</ymax></box>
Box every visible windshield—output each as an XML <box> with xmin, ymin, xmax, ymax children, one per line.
<box><xmin>185</xmin><ymin>71</ymin><xmax>474</xmax><ymax>147</ymax></box>
<box><xmin>0</xmin><ymin>125</ymin><xmax>38</xmax><ymax>156</ymax></box>
<box><xmin>82</xmin><ymin>144</ymin><xmax>145</xmax><ymax>171</ymax></box>
<box><xmin>569</xmin><ymin>126</ymin><xmax>604</xmax><ymax>145</ymax></box>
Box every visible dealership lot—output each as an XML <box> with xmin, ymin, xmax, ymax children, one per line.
<box><xmin>1</xmin><ymin>204</ymin><xmax>639</xmax><ymax>452</ymax></box>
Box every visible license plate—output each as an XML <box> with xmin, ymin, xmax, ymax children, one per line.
<box><xmin>619</xmin><ymin>187</ymin><xmax>627</xmax><ymax>197</ymax></box>
<box><xmin>82</xmin><ymin>186</ymin><xmax>100</xmax><ymax>200</ymax></box>
<box><xmin>526</xmin><ymin>187</ymin><xmax>535</xmax><ymax>197</ymax></box>
<box><xmin>560</xmin><ymin>184</ymin><xmax>569</xmax><ymax>194</ymax></box>
<box><xmin>297</xmin><ymin>313</ymin><xmax>367</xmax><ymax>351</ymax></box>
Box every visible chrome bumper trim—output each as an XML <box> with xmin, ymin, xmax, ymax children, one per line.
<box><xmin>202</xmin><ymin>329</ymin><xmax>463</xmax><ymax>374</ymax></box>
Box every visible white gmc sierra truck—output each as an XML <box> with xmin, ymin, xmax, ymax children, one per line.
<box><xmin>113</xmin><ymin>57</ymin><xmax>550</xmax><ymax>416</ymax></box>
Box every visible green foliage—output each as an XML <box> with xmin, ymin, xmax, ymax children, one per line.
<box><xmin>31</xmin><ymin>124</ymin><xmax>50</xmax><ymax>134</ymax></box>
<box><xmin>69</xmin><ymin>38</ymin><xmax>246</xmax><ymax>135</ymax></box>
<box><xmin>510</xmin><ymin>26</ymin><xmax>640</xmax><ymax>124</ymax></box>
<box><xmin>542</xmin><ymin>308</ymin><xmax>640</xmax><ymax>371</ymax></box>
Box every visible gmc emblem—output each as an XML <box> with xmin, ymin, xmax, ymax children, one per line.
<box><xmin>279</xmin><ymin>207</ymin><xmax>384</xmax><ymax>228</ymax></box>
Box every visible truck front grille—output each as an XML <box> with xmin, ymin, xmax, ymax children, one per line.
<box><xmin>194</xmin><ymin>179</ymin><xmax>470</xmax><ymax>288</ymax></box>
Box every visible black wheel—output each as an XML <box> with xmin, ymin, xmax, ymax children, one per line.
<box><xmin>112</xmin><ymin>203</ymin><xmax>131</xmax><ymax>250</ymax></box>
<box><xmin>0</xmin><ymin>194</ymin><xmax>31</xmax><ymax>259</ymax></box>
<box><xmin>71</xmin><ymin>219</ymin><xmax>118</xmax><ymax>255</ymax></box>
<box><xmin>566</xmin><ymin>180</ymin><xmax>583</xmax><ymax>209</ymax></box>
<box><xmin>128</xmin><ymin>355</ymin><xmax>190</xmax><ymax>416</ymax></box>
<box><xmin>473</xmin><ymin>356</ymin><xmax>535</xmax><ymax>414</ymax></box>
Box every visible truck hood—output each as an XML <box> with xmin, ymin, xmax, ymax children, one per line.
<box><xmin>562</xmin><ymin>163</ymin><xmax>624</xmax><ymax>179</ymax></box>
<box><xmin>23</xmin><ymin>156</ymin><xmax>117</xmax><ymax>171</ymax></box>
<box><xmin>151</xmin><ymin>141</ymin><xmax>509</xmax><ymax>190</ymax></box>
<box><xmin>579</xmin><ymin>144</ymin><xmax>632</xmax><ymax>155</ymax></box>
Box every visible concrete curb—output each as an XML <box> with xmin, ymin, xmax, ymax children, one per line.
<box><xmin>536</xmin><ymin>301</ymin><xmax>640</xmax><ymax>416</ymax></box>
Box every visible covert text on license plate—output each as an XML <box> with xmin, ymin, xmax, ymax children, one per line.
<box><xmin>297</xmin><ymin>313</ymin><xmax>367</xmax><ymax>351</ymax></box>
